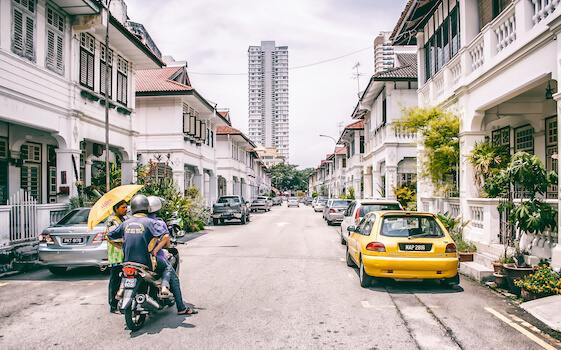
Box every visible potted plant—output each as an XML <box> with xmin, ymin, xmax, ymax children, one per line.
<box><xmin>437</xmin><ymin>212</ymin><xmax>473</xmax><ymax>261</ymax></box>
<box><xmin>514</xmin><ymin>264</ymin><xmax>561</xmax><ymax>301</ymax></box>
<box><xmin>486</xmin><ymin>152</ymin><xmax>558</xmax><ymax>294</ymax></box>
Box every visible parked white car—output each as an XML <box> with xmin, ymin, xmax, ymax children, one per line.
<box><xmin>287</xmin><ymin>197</ymin><xmax>300</xmax><ymax>207</ymax></box>
<box><xmin>313</xmin><ymin>199</ymin><xmax>328</xmax><ymax>212</ymax></box>
<box><xmin>340</xmin><ymin>199</ymin><xmax>403</xmax><ymax>244</ymax></box>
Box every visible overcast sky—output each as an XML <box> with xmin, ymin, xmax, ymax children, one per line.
<box><xmin>126</xmin><ymin>0</ymin><xmax>409</xmax><ymax>169</ymax></box>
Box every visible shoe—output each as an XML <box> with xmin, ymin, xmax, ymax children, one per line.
<box><xmin>178</xmin><ymin>307</ymin><xmax>198</xmax><ymax>315</ymax></box>
<box><xmin>110</xmin><ymin>308</ymin><xmax>121</xmax><ymax>314</ymax></box>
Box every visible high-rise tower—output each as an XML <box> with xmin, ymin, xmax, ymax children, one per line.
<box><xmin>247</xmin><ymin>41</ymin><xmax>289</xmax><ymax>162</ymax></box>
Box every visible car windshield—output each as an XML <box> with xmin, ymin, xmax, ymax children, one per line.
<box><xmin>359</xmin><ymin>204</ymin><xmax>402</xmax><ymax>217</ymax></box>
<box><xmin>253</xmin><ymin>199</ymin><xmax>265</xmax><ymax>203</ymax></box>
<box><xmin>218</xmin><ymin>197</ymin><xmax>240</xmax><ymax>204</ymax></box>
<box><xmin>289</xmin><ymin>198</ymin><xmax>297</xmax><ymax>201</ymax></box>
<box><xmin>332</xmin><ymin>200</ymin><xmax>350</xmax><ymax>207</ymax></box>
<box><xmin>318</xmin><ymin>200</ymin><xmax>327</xmax><ymax>204</ymax></box>
<box><xmin>56</xmin><ymin>209</ymin><xmax>91</xmax><ymax>226</ymax></box>
<box><xmin>380</xmin><ymin>216</ymin><xmax>444</xmax><ymax>238</ymax></box>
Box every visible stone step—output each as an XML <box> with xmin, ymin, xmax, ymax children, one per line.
<box><xmin>459</xmin><ymin>261</ymin><xmax>494</xmax><ymax>282</ymax></box>
<box><xmin>474</xmin><ymin>252</ymin><xmax>500</xmax><ymax>269</ymax></box>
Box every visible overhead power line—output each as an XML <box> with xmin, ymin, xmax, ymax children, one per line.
<box><xmin>188</xmin><ymin>45</ymin><xmax>374</xmax><ymax>76</ymax></box>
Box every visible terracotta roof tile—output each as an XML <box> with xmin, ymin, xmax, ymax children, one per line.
<box><xmin>136</xmin><ymin>67</ymin><xmax>194</xmax><ymax>93</ymax></box>
<box><xmin>335</xmin><ymin>146</ymin><xmax>347</xmax><ymax>155</ymax></box>
<box><xmin>374</xmin><ymin>53</ymin><xmax>417</xmax><ymax>80</ymax></box>
<box><xmin>345</xmin><ymin>120</ymin><xmax>365</xmax><ymax>130</ymax></box>
<box><xmin>216</xmin><ymin>126</ymin><xmax>242</xmax><ymax>135</ymax></box>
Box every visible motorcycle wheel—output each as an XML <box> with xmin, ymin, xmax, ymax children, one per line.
<box><xmin>125</xmin><ymin>304</ymin><xmax>146</xmax><ymax>331</ymax></box>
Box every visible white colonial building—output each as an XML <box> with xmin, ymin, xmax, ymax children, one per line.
<box><xmin>0</xmin><ymin>0</ymin><xmax>163</xmax><ymax>252</ymax></box>
<box><xmin>216</xmin><ymin>126</ymin><xmax>270</xmax><ymax>201</ymax></box>
<box><xmin>135</xmin><ymin>59</ymin><xmax>231</xmax><ymax>207</ymax></box>
<box><xmin>392</xmin><ymin>0</ymin><xmax>561</xmax><ymax>268</ymax></box>
<box><xmin>358</xmin><ymin>53</ymin><xmax>419</xmax><ymax>200</ymax></box>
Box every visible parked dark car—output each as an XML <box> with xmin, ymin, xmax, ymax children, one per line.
<box><xmin>212</xmin><ymin>195</ymin><xmax>250</xmax><ymax>225</ymax></box>
<box><xmin>250</xmin><ymin>198</ymin><xmax>270</xmax><ymax>212</ymax></box>
<box><xmin>272</xmin><ymin>197</ymin><xmax>283</xmax><ymax>206</ymax></box>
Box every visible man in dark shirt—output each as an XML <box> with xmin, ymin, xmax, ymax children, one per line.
<box><xmin>108</xmin><ymin>194</ymin><xmax>170</xmax><ymax>293</ymax></box>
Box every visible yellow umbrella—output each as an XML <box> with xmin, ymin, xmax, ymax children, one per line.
<box><xmin>87</xmin><ymin>184</ymin><xmax>143</xmax><ymax>230</ymax></box>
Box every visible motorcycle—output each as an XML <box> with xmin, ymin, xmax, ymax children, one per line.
<box><xmin>167</xmin><ymin>211</ymin><xmax>185</xmax><ymax>239</ymax></box>
<box><xmin>117</xmin><ymin>243</ymin><xmax>182</xmax><ymax>331</ymax></box>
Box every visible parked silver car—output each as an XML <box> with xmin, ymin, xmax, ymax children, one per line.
<box><xmin>313</xmin><ymin>199</ymin><xmax>327</xmax><ymax>212</ymax></box>
<box><xmin>38</xmin><ymin>208</ymin><xmax>109</xmax><ymax>274</ymax></box>
<box><xmin>287</xmin><ymin>197</ymin><xmax>300</xmax><ymax>207</ymax></box>
<box><xmin>324</xmin><ymin>199</ymin><xmax>352</xmax><ymax>225</ymax></box>
<box><xmin>339</xmin><ymin>199</ymin><xmax>403</xmax><ymax>245</ymax></box>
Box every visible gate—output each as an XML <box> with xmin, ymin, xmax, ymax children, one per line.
<box><xmin>498</xmin><ymin>197</ymin><xmax>513</xmax><ymax>245</ymax></box>
<box><xmin>8</xmin><ymin>190</ymin><xmax>38</xmax><ymax>243</ymax></box>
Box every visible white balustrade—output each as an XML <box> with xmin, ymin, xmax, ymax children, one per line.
<box><xmin>532</xmin><ymin>0</ymin><xmax>559</xmax><ymax>24</ymax></box>
<box><xmin>470</xmin><ymin>206</ymin><xmax>484</xmax><ymax>229</ymax></box>
<box><xmin>469</xmin><ymin>40</ymin><xmax>484</xmax><ymax>72</ymax></box>
<box><xmin>450</xmin><ymin>61</ymin><xmax>462</xmax><ymax>85</ymax></box>
<box><xmin>434</xmin><ymin>76</ymin><xmax>445</xmax><ymax>97</ymax></box>
<box><xmin>495</xmin><ymin>12</ymin><xmax>516</xmax><ymax>52</ymax></box>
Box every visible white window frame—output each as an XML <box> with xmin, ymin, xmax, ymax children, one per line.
<box><xmin>116</xmin><ymin>56</ymin><xmax>128</xmax><ymax>105</ymax></box>
<box><xmin>79</xmin><ymin>33</ymin><xmax>95</xmax><ymax>90</ymax></box>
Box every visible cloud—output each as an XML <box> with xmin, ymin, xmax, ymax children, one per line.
<box><xmin>126</xmin><ymin>0</ymin><xmax>408</xmax><ymax>169</ymax></box>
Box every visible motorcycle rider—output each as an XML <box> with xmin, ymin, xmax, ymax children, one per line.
<box><xmin>107</xmin><ymin>194</ymin><xmax>174</xmax><ymax>301</ymax></box>
<box><xmin>146</xmin><ymin>196</ymin><xmax>196</xmax><ymax>315</ymax></box>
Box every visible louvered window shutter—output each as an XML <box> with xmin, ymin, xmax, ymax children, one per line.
<box><xmin>24</xmin><ymin>16</ymin><xmax>34</xmax><ymax>59</ymax></box>
<box><xmin>79</xmin><ymin>33</ymin><xmax>95</xmax><ymax>90</ymax></box>
<box><xmin>46</xmin><ymin>30</ymin><xmax>55</xmax><ymax>69</ymax></box>
<box><xmin>46</xmin><ymin>7</ymin><xmax>64</xmax><ymax>75</ymax></box>
<box><xmin>13</xmin><ymin>9</ymin><xmax>24</xmax><ymax>54</ymax></box>
<box><xmin>80</xmin><ymin>49</ymin><xmax>88</xmax><ymax>86</ymax></box>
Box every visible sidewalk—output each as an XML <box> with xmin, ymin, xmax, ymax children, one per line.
<box><xmin>521</xmin><ymin>295</ymin><xmax>561</xmax><ymax>332</ymax></box>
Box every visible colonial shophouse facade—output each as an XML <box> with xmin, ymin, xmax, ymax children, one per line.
<box><xmin>392</xmin><ymin>0</ymin><xmax>561</xmax><ymax>268</ymax></box>
<box><xmin>0</xmin><ymin>0</ymin><xmax>164</xmax><ymax>249</ymax></box>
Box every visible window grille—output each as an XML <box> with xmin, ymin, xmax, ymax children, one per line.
<box><xmin>515</xmin><ymin>125</ymin><xmax>534</xmax><ymax>154</ymax></box>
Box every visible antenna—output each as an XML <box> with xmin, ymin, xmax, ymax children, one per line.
<box><xmin>352</xmin><ymin>62</ymin><xmax>363</xmax><ymax>96</ymax></box>
<box><xmin>337</xmin><ymin>122</ymin><xmax>345</xmax><ymax>135</ymax></box>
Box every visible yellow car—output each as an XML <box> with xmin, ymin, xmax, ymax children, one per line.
<box><xmin>345</xmin><ymin>211</ymin><xmax>459</xmax><ymax>288</ymax></box>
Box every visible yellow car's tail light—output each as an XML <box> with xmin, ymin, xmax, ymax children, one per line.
<box><xmin>445</xmin><ymin>243</ymin><xmax>457</xmax><ymax>253</ymax></box>
<box><xmin>366</xmin><ymin>242</ymin><xmax>386</xmax><ymax>252</ymax></box>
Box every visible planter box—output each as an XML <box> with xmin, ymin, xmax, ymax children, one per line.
<box><xmin>459</xmin><ymin>251</ymin><xmax>474</xmax><ymax>262</ymax></box>
<box><xmin>504</xmin><ymin>264</ymin><xmax>536</xmax><ymax>296</ymax></box>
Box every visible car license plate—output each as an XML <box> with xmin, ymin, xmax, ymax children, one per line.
<box><xmin>124</xmin><ymin>279</ymin><xmax>136</xmax><ymax>288</ymax></box>
<box><xmin>62</xmin><ymin>237</ymin><xmax>84</xmax><ymax>244</ymax></box>
<box><xmin>400</xmin><ymin>243</ymin><xmax>432</xmax><ymax>251</ymax></box>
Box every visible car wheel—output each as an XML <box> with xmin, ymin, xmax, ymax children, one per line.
<box><xmin>213</xmin><ymin>218</ymin><xmax>219</xmax><ymax>225</ymax></box>
<box><xmin>440</xmin><ymin>274</ymin><xmax>460</xmax><ymax>288</ymax></box>
<box><xmin>340</xmin><ymin>229</ymin><xmax>346</xmax><ymax>245</ymax></box>
<box><xmin>359</xmin><ymin>258</ymin><xmax>373</xmax><ymax>288</ymax></box>
<box><xmin>346</xmin><ymin>246</ymin><xmax>356</xmax><ymax>267</ymax></box>
<box><xmin>327</xmin><ymin>220</ymin><xmax>332</xmax><ymax>226</ymax></box>
<box><xmin>48</xmin><ymin>267</ymin><xmax>67</xmax><ymax>275</ymax></box>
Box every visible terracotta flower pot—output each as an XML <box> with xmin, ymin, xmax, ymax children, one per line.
<box><xmin>493</xmin><ymin>273</ymin><xmax>508</xmax><ymax>289</ymax></box>
<box><xmin>520</xmin><ymin>289</ymin><xmax>538</xmax><ymax>301</ymax></box>
<box><xmin>492</xmin><ymin>261</ymin><xmax>505</xmax><ymax>274</ymax></box>
<box><xmin>458</xmin><ymin>251</ymin><xmax>474</xmax><ymax>262</ymax></box>
<box><xmin>504</xmin><ymin>263</ymin><xmax>537</xmax><ymax>296</ymax></box>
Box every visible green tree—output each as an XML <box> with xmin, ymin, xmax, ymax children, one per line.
<box><xmin>395</xmin><ymin>106</ymin><xmax>459</xmax><ymax>195</ymax></box>
<box><xmin>270</xmin><ymin>163</ymin><xmax>313</xmax><ymax>192</ymax></box>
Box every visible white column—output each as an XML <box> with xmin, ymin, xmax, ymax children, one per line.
<box><xmin>55</xmin><ymin>148</ymin><xmax>81</xmax><ymax>199</ymax></box>
<box><xmin>194</xmin><ymin>173</ymin><xmax>203</xmax><ymax>197</ymax></box>
<box><xmin>551</xmin><ymin>92</ymin><xmax>561</xmax><ymax>269</ymax></box>
<box><xmin>121</xmin><ymin>160</ymin><xmax>135</xmax><ymax>185</ymax></box>
<box><xmin>209</xmin><ymin>174</ymin><xmax>218</xmax><ymax>206</ymax></box>
<box><xmin>173</xmin><ymin>169</ymin><xmax>186</xmax><ymax>195</ymax></box>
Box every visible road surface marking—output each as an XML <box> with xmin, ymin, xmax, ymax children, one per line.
<box><xmin>70</xmin><ymin>282</ymin><xmax>97</xmax><ymax>286</ymax></box>
<box><xmin>340</xmin><ymin>258</ymin><xmax>345</xmax><ymax>262</ymax></box>
<box><xmin>361</xmin><ymin>300</ymin><xmax>395</xmax><ymax>309</ymax></box>
<box><xmin>276</xmin><ymin>222</ymin><xmax>290</xmax><ymax>227</ymax></box>
<box><xmin>485</xmin><ymin>307</ymin><xmax>556</xmax><ymax>350</ymax></box>
<box><xmin>0</xmin><ymin>282</ymin><xmax>9</xmax><ymax>287</ymax></box>
<box><xmin>509</xmin><ymin>314</ymin><xmax>561</xmax><ymax>347</ymax></box>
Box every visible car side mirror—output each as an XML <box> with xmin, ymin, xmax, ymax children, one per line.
<box><xmin>347</xmin><ymin>225</ymin><xmax>356</xmax><ymax>232</ymax></box>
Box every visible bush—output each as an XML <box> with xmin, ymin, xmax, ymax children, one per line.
<box><xmin>515</xmin><ymin>265</ymin><xmax>561</xmax><ymax>297</ymax></box>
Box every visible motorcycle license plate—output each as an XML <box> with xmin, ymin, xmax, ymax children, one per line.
<box><xmin>124</xmin><ymin>279</ymin><xmax>136</xmax><ymax>288</ymax></box>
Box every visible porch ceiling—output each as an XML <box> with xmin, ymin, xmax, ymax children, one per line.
<box><xmin>51</xmin><ymin>0</ymin><xmax>99</xmax><ymax>15</ymax></box>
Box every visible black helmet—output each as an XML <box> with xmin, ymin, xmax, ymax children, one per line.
<box><xmin>147</xmin><ymin>196</ymin><xmax>162</xmax><ymax>214</ymax></box>
<box><xmin>130</xmin><ymin>194</ymin><xmax>149</xmax><ymax>214</ymax></box>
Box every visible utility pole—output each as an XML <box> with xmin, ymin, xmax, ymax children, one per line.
<box><xmin>352</xmin><ymin>62</ymin><xmax>363</xmax><ymax>97</ymax></box>
<box><xmin>104</xmin><ymin>0</ymin><xmax>112</xmax><ymax>192</ymax></box>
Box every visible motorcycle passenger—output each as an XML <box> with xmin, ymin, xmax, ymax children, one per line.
<box><xmin>146</xmin><ymin>196</ymin><xmax>197</xmax><ymax>315</ymax></box>
<box><xmin>106</xmin><ymin>199</ymin><xmax>128</xmax><ymax>314</ymax></box>
<box><xmin>107</xmin><ymin>194</ymin><xmax>173</xmax><ymax>301</ymax></box>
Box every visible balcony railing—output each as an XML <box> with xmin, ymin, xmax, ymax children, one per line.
<box><xmin>421</xmin><ymin>0</ymin><xmax>559</xmax><ymax>104</ymax></box>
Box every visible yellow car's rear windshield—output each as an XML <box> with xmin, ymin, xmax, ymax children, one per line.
<box><xmin>381</xmin><ymin>216</ymin><xmax>444</xmax><ymax>238</ymax></box>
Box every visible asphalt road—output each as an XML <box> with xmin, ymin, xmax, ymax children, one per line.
<box><xmin>1</xmin><ymin>203</ymin><xmax>561</xmax><ymax>349</ymax></box>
